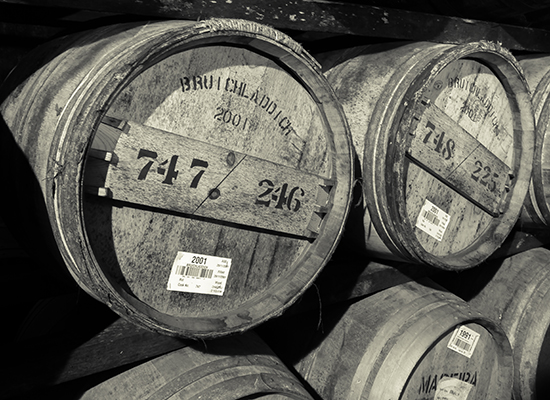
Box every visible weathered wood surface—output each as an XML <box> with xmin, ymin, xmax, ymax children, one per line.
<box><xmin>80</xmin><ymin>331</ymin><xmax>314</xmax><ymax>400</ymax></box>
<box><xmin>516</xmin><ymin>55</ymin><xmax>550</xmax><ymax>228</ymax></box>
<box><xmin>2</xmin><ymin>0</ymin><xmax>550</xmax><ymax>52</ymax></box>
<box><xmin>259</xmin><ymin>279</ymin><xmax>513</xmax><ymax>400</ymax></box>
<box><xmin>436</xmin><ymin>247</ymin><xmax>550</xmax><ymax>400</ymax></box>
<box><xmin>0</xmin><ymin>19</ymin><xmax>352</xmax><ymax>338</ymax></box>
<box><xmin>84</xmin><ymin>119</ymin><xmax>331</xmax><ymax>238</ymax></box>
<box><xmin>489</xmin><ymin>224</ymin><xmax>550</xmax><ymax>259</ymax></box>
<box><xmin>407</xmin><ymin>100</ymin><xmax>513</xmax><ymax>217</ymax></box>
<box><xmin>321</xmin><ymin>40</ymin><xmax>534</xmax><ymax>270</ymax></box>
<box><xmin>279</xmin><ymin>250</ymin><xmax>436</xmax><ymax>317</ymax></box>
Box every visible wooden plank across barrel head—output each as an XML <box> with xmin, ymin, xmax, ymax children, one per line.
<box><xmin>0</xmin><ymin>19</ymin><xmax>353</xmax><ymax>338</ymax></box>
<box><xmin>321</xmin><ymin>40</ymin><xmax>534</xmax><ymax>269</ymax></box>
<box><xmin>407</xmin><ymin>101</ymin><xmax>513</xmax><ymax>217</ymax></box>
<box><xmin>84</xmin><ymin>118</ymin><xmax>332</xmax><ymax>237</ymax></box>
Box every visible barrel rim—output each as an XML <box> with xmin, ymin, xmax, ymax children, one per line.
<box><xmin>487</xmin><ymin>247</ymin><xmax>550</xmax><ymax>399</ymax></box>
<box><xmin>527</xmin><ymin>68</ymin><xmax>550</xmax><ymax>226</ymax></box>
<box><xmin>351</xmin><ymin>284</ymin><xmax>513</xmax><ymax>399</ymax></box>
<box><xmin>44</xmin><ymin>19</ymin><xmax>353</xmax><ymax>338</ymax></box>
<box><xmin>354</xmin><ymin>292</ymin><xmax>514</xmax><ymax>399</ymax></box>
<box><xmin>364</xmin><ymin>40</ymin><xmax>534</xmax><ymax>270</ymax></box>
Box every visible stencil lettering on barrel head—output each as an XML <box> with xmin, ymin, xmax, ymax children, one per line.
<box><xmin>84</xmin><ymin>118</ymin><xmax>331</xmax><ymax>237</ymax></box>
<box><xmin>407</xmin><ymin>103</ymin><xmax>512</xmax><ymax>216</ymax></box>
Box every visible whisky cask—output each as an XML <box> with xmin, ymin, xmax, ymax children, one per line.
<box><xmin>321</xmin><ymin>40</ymin><xmax>534</xmax><ymax>270</ymax></box>
<box><xmin>0</xmin><ymin>19</ymin><xmax>353</xmax><ymax>338</ymax></box>
<box><xmin>516</xmin><ymin>55</ymin><xmax>550</xmax><ymax>228</ymax></box>
<box><xmin>260</xmin><ymin>279</ymin><xmax>513</xmax><ymax>399</ymax></box>
<box><xmin>467</xmin><ymin>247</ymin><xmax>550</xmax><ymax>400</ymax></box>
<box><xmin>81</xmin><ymin>331</ymin><xmax>314</xmax><ymax>400</ymax></box>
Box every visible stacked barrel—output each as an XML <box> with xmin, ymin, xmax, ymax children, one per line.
<box><xmin>1</xmin><ymin>15</ymin><xmax>550</xmax><ymax>400</ymax></box>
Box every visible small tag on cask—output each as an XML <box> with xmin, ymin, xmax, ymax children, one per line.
<box><xmin>447</xmin><ymin>325</ymin><xmax>480</xmax><ymax>358</ymax></box>
<box><xmin>435</xmin><ymin>377</ymin><xmax>474</xmax><ymax>400</ymax></box>
<box><xmin>415</xmin><ymin>199</ymin><xmax>451</xmax><ymax>241</ymax></box>
<box><xmin>167</xmin><ymin>251</ymin><xmax>231</xmax><ymax>296</ymax></box>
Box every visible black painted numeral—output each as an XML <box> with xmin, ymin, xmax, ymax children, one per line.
<box><xmin>255</xmin><ymin>179</ymin><xmax>274</xmax><ymax>207</ymax></box>
<box><xmin>190</xmin><ymin>158</ymin><xmax>209</xmax><ymax>188</ymax></box>
<box><xmin>255</xmin><ymin>179</ymin><xmax>304</xmax><ymax>212</ymax></box>
<box><xmin>160</xmin><ymin>155</ymin><xmax>179</xmax><ymax>185</ymax></box>
<box><xmin>470</xmin><ymin>160</ymin><xmax>499</xmax><ymax>192</ymax></box>
<box><xmin>137</xmin><ymin>149</ymin><xmax>179</xmax><ymax>185</ymax></box>
<box><xmin>137</xmin><ymin>150</ymin><xmax>210</xmax><ymax>188</ymax></box>
<box><xmin>422</xmin><ymin>120</ymin><xmax>455</xmax><ymax>160</ymax></box>
<box><xmin>137</xmin><ymin>149</ymin><xmax>158</xmax><ymax>180</ymax></box>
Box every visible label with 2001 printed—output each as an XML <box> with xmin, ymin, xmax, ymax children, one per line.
<box><xmin>166</xmin><ymin>251</ymin><xmax>231</xmax><ymax>296</ymax></box>
<box><xmin>416</xmin><ymin>199</ymin><xmax>451</xmax><ymax>241</ymax></box>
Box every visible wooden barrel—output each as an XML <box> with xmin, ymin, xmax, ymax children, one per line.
<box><xmin>516</xmin><ymin>54</ymin><xmax>550</xmax><ymax>228</ymax></box>
<box><xmin>259</xmin><ymin>278</ymin><xmax>513</xmax><ymax>399</ymax></box>
<box><xmin>0</xmin><ymin>19</ymin><xmax>353</xmax><ymax>338</ymax></box>
<box><xmin>465</xmin><ymin>247</ymin><xmax>550</xmax><ymax>400</ymax></box>
<box><xmin>80</xmin><ymin>330</ymin><xmax>315</xmax><ymax>400</ymax></box>
<box><xmin>321</xmin><ymin>40</ymin><xmax>534</xmax><ymax>270</ymax></box>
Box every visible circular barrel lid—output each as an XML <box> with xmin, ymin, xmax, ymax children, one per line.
<box><xmin>326</xmin><ymin>41</ymin><xmax>534</xmax><ymax>270</ymax></box>
<box><xmin>0</xmin><ymin>19</ymin><xmax>353</xmax><ymax>338</ymax></box>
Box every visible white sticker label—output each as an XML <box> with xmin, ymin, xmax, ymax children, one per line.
<box><xmin>415</xmin><ymin>199</ymin><xmax>450</xmax><ymax>241</ymax></box>
<box><xmin>447</xmin><ymin>325</ymin><xmax>480</xmax><ymax>358</ymax></box>
<box><xmin>435</xmin><ymin>377</ymin><xmax>474</xmax><ymax>400</ymax></box>
<box><xmin>166</xmin><ymin>251</ymin><xmax>231</xmax><ymax>296</ymax></box>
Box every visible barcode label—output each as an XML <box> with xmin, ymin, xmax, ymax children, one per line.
<box><xmin>447</xmin><ymin>326</ymin><xmax>480</xmax><ymax>358</ymax></box>
<box><xmin>415</xmin><ymin>199</ymin><xmax>450</xmax><ymax>241</ymax></box>
<box><xmin>422</xmin><ymin>210</ymin><xmax>440</xmax><ymax>226</ymax></box>
<box><xmin>452</xmin><ymin>338</ymin><xmax>472</xmax><ymax>352</ymax></box>
<box><xmin>166</xmin><ymin>251</ymin><xmax>231</xmax><ymax>296</ymax></box>
<box><xmin>176</xmin><ymin>264</ymin><xmax>214</xmax><ymax>279</ymax></box>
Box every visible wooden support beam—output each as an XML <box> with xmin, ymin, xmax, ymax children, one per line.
<box><xmin>2</xmin><ymin>0</ymin><xmax>550</xmax><ymax>52</ymax></box>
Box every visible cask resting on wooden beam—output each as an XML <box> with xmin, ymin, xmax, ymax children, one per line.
<box><xmin>80</xmin><ymin>330</ymin><xmax>315</xmax><ymax>400</ymax></box>
<box><xmin>0</xmin><ymin>18</ymin><xmax>353</xmax><ymax>339</ymax></box>
<box><xmin>436</xmin><ymin>247</ymin><xmax>550</xmax><ymax>400</ymax></box>
<box><xmin>319</xmin><ymin>40</ymin><xmax>535</xmax><ymax>270</ymax></box>
<box><xmin>258</xmin><ymin>278</ymin><xmax>514</xmax><ymax>399</ymax></box>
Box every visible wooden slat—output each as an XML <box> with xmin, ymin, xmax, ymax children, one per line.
<box><xmin>84</xmin><ymin>119</ymin><xmax>332</xmax><ymax>237</ymax></box>
<box><xmin>2</xmin><ymin>0</ymin><xmax>550</xmax><ymax>52</ymax></box>
<box><xmin>407</xmin><ymin>103</ymin><xmax>512</xmax><ymax>216</ymax></box>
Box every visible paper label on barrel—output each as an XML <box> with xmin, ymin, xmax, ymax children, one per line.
<box><xmin>166</xmin><ymin>251</ymin><xmax>231</xmax><ymax>296</ymax></box>
<box><xmin>415</xmin><ymin>199</ymin><xmax>450</xmax><ymax>241</ymax></box>
<box><xmin>447</xmin><ymin>325</ymin><xmax>480</xmax><ymax>358</ymax></box>
<box><xmin>434</xmin><ymin>377</ymin><xmax>474</xmax><ymax>400</ymax></box>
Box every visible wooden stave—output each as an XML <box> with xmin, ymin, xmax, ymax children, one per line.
<box><xmin>0</xmin><ymin>19</ymin><xmax>354</xmax><ymax>339</ymax></box>
<box><xmin>80</xmin><ymin>330</ymin><xmax>315</xmax><ymax>400</ymax></box>
<box><xmin>260</xmin><ymin>278</ymin><xmax>514</xmax><ymax>400</ymax></box>
<box><xmin>321</xmin><ymin>40</ymin><xmax>534</xmax><ymax>270</ymax></box>
<box><xmin>467</xmin><ymin>247</ymin><xmax>550</xmax><ymax>400</ymax></box>
<box><xmin>517</xmin><ymin>54</ymin><xmax>550</xmax><ymax>228</ymax></box>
